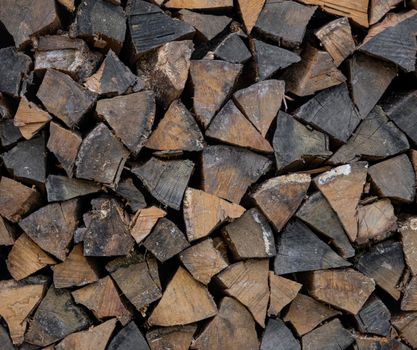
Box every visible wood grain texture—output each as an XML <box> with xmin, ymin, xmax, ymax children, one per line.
<box><xmin>237</xmin><ymin>0</ymin><xmax>265</xmax><ymax>33</ymax></box>
<box><xmin>355</xmin><ymin>295</ymin><xmax>391</xmax><ymax>336</ymax></box>
<box><xmin>214</xmin><ymin>33</ymin><xmax>252</xmax><ymax>64</ymax></box>
<box><xmin>147</xmin><ymin>325</ymin><xmax>197</xmax><ymax>350</ymax></box>
<box><xmin>130</xmin><ymin>206</ymin><xmax>166</xmax><ymax>243</ymax></box>
<box><xmin>46</xmin><ymin>175</ymin><xmax>101</xmax><ymax>202</ymax></box>
<box><xmin>14</xmin><ymin>97</ymin><xmax>51</xmax><ymax>140</ymax></box>
<box><xmin>370</xmin><ymin>0</ymin><xmax>402</xmax><ymax>25</ymax></box>
<box><xmin>107</xmin><ymin>321</ymin><xmax>150</xmax><ymax>350</ymax></box>
<box><xmin>260</xmin><ymin>318</ymin><xmax>300</xmax><ymax>350</ymax></box>
<box><xmin>268</xmin><ymin>272</ymin><xmax>301</xmax><ymax>316</ymax></box>
<box><xmin>400</xmin><ymin>217</ymin><xmax>417</xmax><ymax>275</ymax></box>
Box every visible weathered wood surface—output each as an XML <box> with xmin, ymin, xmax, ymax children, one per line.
<box><xmin>130</xmin><ymin>206</ymin><xmax>167</xmax><ymax>243</ymax></box>
<box><xmin>107</xmin><ymin>321</ymin><xmax>150</xmax><ymax>350</ymax></box>
<box><xmin>355</xmin><ymin>295</ymin><xmax>391</xmax><ymax>336</ymax></box>
<box><xmin>261</xmin><ymin>318</ymin><xmax>300</xmax><ymax>350</ymax></box>
<box><xmin>115</xmin><ymin>177</ymin><xmax>146</xmax><ymax>212</ymax></box>
<box><xmin>147</xmin><ymin>325</ymin><xmax>196</xmax><ymax>350</ymax></box>
<box><xmin>400</xmin><ymin>217</ymin><xmax>417</xmax><ymax>276</ymax></box>
<box><xmin>46</xmin><ymin>175</ymin><xmax>101</xmax><ymax>202</ymax></box>
<box><xmin>214</xmin><ymin>33</ymin><xmax>252</xmax><ymax>64</ymax></box>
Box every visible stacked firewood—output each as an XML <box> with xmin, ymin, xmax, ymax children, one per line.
<box><xmin>1</xmin><ymin>0</ymin><xmax>417</xmax><ymax>349</ymax></box>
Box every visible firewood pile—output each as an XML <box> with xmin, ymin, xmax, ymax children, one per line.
<box><xmin>1</xmin><ymin>0</ymin><xmax>417</xmax><ymax>349</ymax></box>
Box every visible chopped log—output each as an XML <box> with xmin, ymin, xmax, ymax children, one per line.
<box><xmin>356</xmin><ymin>241</ymin><xmax>405</xmax><ymax>300</ymax></box>
<box><xmin>148</xmin><ymin>266</ymin><xmax>217</xmax><ymax>326</ymax></box>
<box><xmin>296</xmin><ymin>192</ymin><xmax>354</xmax><ymax>258</ymax></box>
<box><xmin>183</xmin><ymin>188</ymin><xmax>245</xmax><ymax>241</ymax></box>
<box><xmin>37</xmin><ymin>70</ymin><xmax>96</xmax><ymax>128</ymax></box>
<box><xmin>106</xmin><ymin>252</ymin><xmax>162</xmax><ymax>313</ymax></box>
<box><xmin>132</xmin><ymin>158</ymin><xmax>194</xmax><ymax>210</ymax></box>
<box><xmin>0</xmin><ymin>216</ymin><xmax>16</xmax><ymax>246</ymax></box>
<box><xmin>355</xmin><ymin>295</ymin><xmax>391</xmax><ymax>336</ymax></box>
<box><xmin>273</xmin><ymin>111</ymin><xmax>332</xmax><ymax>172</ymax></box>
<box><xmin>46</xmin><ymin>175</ymin><xmax>101</xmax><ymax>202</ymax></box>
<box><xmin>2</xmin><ymin>134</ymin><xmax>47</xmax><ymax>185</ymax></box>
<box><xmin>55</xmin><ymin>318</ymin><xmax>117</xmax><ymax>350</ymax></box>
<box><xmin>0</xmin><ymin>177</ymin><xmax>41</xmax><ymax>223</ymax></box>
<box><xmin>83</xmin><ymin>198</ymin><xmax>135</xmax><ymax>257</ymax></box>
<box><xmin>96</xmin><ymin>91</ymin><xmax>155</xmax><ymax>155</ymax></box>
<box><xmin>301</xmin><ymin>319</ymin><xmax>355</xmax><ymax>350</ymax></box>
<box><xmin>146</xmin><ymin>100</ymin><xmax>203</xmax><ymax>152</ymax></box>
<box><xmin>14</xmin><ymin>97</ymin><xmax>51</xmax><ymax>140</ymax></box>
<box><xmin>7</xmin><ymin>234</ymin><xmax>56</xmax><ymax>281</ymax></box>
<box><xmin>115</xmin><ymin>177</ymin><xmax>146</xmax><ymax>212</ymax></box>
<box><xmin>402</xmin><ymin>276</ymin><xmax>417</xmax><ymax>311</ymax></box>
<box><xmin>233</xmin><ymin>79</ymin><xmax>284</xmax><ymax>137</ymax></box>
<box><xmin>130</xmin><ymin>206</ymin><xmax>167</xmax><ymax>243</ymax></box>
<box><xmin>255</xmin><ymin>1</ymin><xmax>317</xmax><ymax>48</ymax></box>
<box><xmin>392</xmin><ymin>312</ymin><xmax>417</xmax><ymax>349</ymax></box>
<box><xmin>53</xmin><ymin>244</ymin><xmax>99</xmax><ymax>288</ymax></box>
<box><xmin>137</xmin><ymin>41</ymin><xmax>193</xmax><ymax>109</ymax></box>
<box><xmin>370</xmin><ymin>0</ymin><xmax>403</xmax><ymax>25</ymax></box>
<box><xmin>34</xmin><ymin>35</ymin><xmax>102</xmax><ymax>82</ymax></box>
<box><xmin>368</xmin><ymin>154</ymin><xmax>416</xmax><ymax>203</ymax></box>
<box><xmin>191</xmin><ymin>296</ymin><xmax>259</xmax><ymax>350</ymax></box>
<box><xmin>202</xmin><ymin>145</ymin><xmax>272</xmax><ymax>203</ymax></box>
<box><xmin>251</xmin><ymin>173</ymin><xmax>311</xmax><ymax>232</ymax></box>
<box><xmin>180</xmin><ymin>238</ymin><xmax>228</xmax><ymax>284</ymax></box>
<box><xmin>356</xmin><ymin>199</ymin><xmax>397</xmax><ymax>244</ymax></box>
<box><xmin>251</xmin><ymin>39</ymin><xmax>301</xmax><ymax>81</ymax></box>
<box><xmin>268</xmin><ymin>272</ymin><xmax>302</xmax><ymax>316</ymax></box>
<box><xmin>107</xmin><ymin>322</ymin><xmax>150</xmax><ymax>350</ymax></box>
<box><xmin>47</xmin><ymin>122</ymin><xmax>82</xmax><ymax>177</ymax></box>
<box><xmin>164</xmin><ymin>0</ymin><xmax>233</xmax><ymax>9</ymax></box>
<box><xmin>283</xmin><ymin>45</ymin><xmax>346</xmax><ymax>96</ymax></box>
<box><xmin>305</xmin><ymin>268</ymin><xmax>376</xmax><ymax>314</ymax></box>
<box><xmin>222</xmin><ymin>208</ymin><xmax>276</xmax><ymax>259</ymax></box>
<box><xmin>400</xmin><ymin>217</ymin><xmax>417</xmax><ymax>275</ymax></box>
<box><xmin>359</xmin><ymin>11</ymin><xmax>417</xmax><ymax>72</ymax></box>
<box><xmin>70</xmin><ymin>0</ymin><xmax>126</xmax><ymax>53</ymax></box>
<box><xmin>216</xmin><ymin>259</ymin><xmax>269</xmax><ymax>327</ymax></box>
<box><xmin>72</xmin><ymin>276</ymin><xmax>132</xmax><ymax>325</ymax></box>
<box><xmin>147</xmin><ymin>325</ymin><xmax>196</xmax><ymax>350</ymax></box>
<box><xmin>260</xmin><ymin>318</ymin><xmax>300</xmax><ymax>350</ymax></box>
<box><xmin>190</xmin><ymin>59</ymin><xmax>242</xmax><ymax>128</ymax></box>
<box><xmin>143</xmin><ymin>218</ymin><xmax>190</xmax><ymax>262</ymax></box>
<box><xmin>274</xmin><ymin>220</ymin><xmax>350</xmax><ymax>274</ymax></box>
<box><xmin>315</xmin><ymin>17</ymin><xmax>355</xmax><ymax>66</ymax></box>
<box><xmin>214</xmin><ymin>33</ymin><xmax>252</xmax><ymax>64</ymax></box>
<box><xmin>84</xmin><ymin>50</ymin><xmax>138</xmax><ymax>96</ymax></box>
<box><xmin>206</xmin><ymin>100</ymin><xmax>273</xmax><ymax>153</ymax></box>
<box><xmin>25</xmin><ymin>286</ymin><xmax>92</xmax><ymax>347</ymax></box>
<box><xmin>314</xmin><ymin>162</ymin><xmax>368</xmax><ymax>241</ymax></box>
<box><xmin>0</xmin><ymin>47</ymin><xmax>31</xmax><ymax>97</ymax></box>
<box><xmin>0</xmin><ymin>119</ymin><xmax>22</xmax><ymax>147</ymax></box>
<box><xmin>284</xmin><ymin>293</ymin><xmax>341</xmax><ymax>336</ymax></box>
<box><xmin>329</xmin><ymin>106</ymin><xmax>410</xmax><ymax>164</ymax></box>
<box><xmin>354</xmin><ymin>336</ymin><xmax>407</xmax><ymax>350</ymax></box>
<box><xmin>237</xmin><ymin>0</ymin><xmax>265</xmax><ymax>34</ymax></box>
<box><xmin>126</xmin><ymin>0</ymin><xmax>194</xmax><ymax>60</ymax></box>
<box><xmin>0</xmin><ymin>278</ymin><xmax>47</xmax><ymax>345</ymax></box>
<box><xmin>19</xmin><ymin>199</ymin><xmax>80</xmax><ymax>261</ymax></box>
<box><xmin>75</xmin><ymin>123</ymin><xmax>129</xmax><ymax>188</ymax></box>
<box><xmin>0</xmin><ymin>0</ymin><xmax>59</xmax><ymax>48</ymax></box>
<box><xmin>294</xmin><ymin>83</ymin><xmax>361</xmax><ymax>143</ymax></box>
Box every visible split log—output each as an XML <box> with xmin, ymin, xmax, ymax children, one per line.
<box><xmin>233</xmin><ymin>79</ymin><xmax>284</xmax><ymax>137</ymax></box>
<box><xmin>251</xmin><ymin>39</ymin><xmax>301</xmax><ymax>81</ymax></box>
<box><xmin>368</xmin><ymin>154</ymin><xmax>416</xmax><ymax>203</ymax></box>
<box><xmin>284</xmin><ymin>293</ymin><xmax>341</xmax><ymax>336</ymax></box>
<box><xmin>0</xmin><ymin>177</ymin><xmax>41</xmax><ymax>223</ymax></box>
<box><xmin>126</xmin><ymin>0</ymin><xmax>194</xmax><ymax>60</ymax></box>
<box><xmin>131</xmin><ymin>158</ymin><xmax>194</xmax><ymax>210</ymax></box>
<box><xmin>37</xmin><ymin>70</ymin><xmax>96</xmax><ymax>128</ymax></box>
<box><xmin>148</xmin><ymin>266</ymin><xmax>217</xmax><ymax>326</ymax></box>
<box><xmin>329</xmin><ymin>106</ymin><xmax>410</xmax><ymax>164</ymax></box>
<box><xmin>370</xmin><ymin>0</ymin><xmax>403</xmax><ymax>25</ymax></box>
<box><xmin>274</xmin><ymin>220</ymin><xmax>350</xmax><ymax>274</ymax></box>
<box><xmin>255</xmin><ymin>1</ymin><xmax>317</xmax><ymax>48</ymax></box>
<box><xmin>96</xmin><ymin>91</ymin><xmax>155</xmax><ymax>155</ymax></box>
<box><xmin>14</xmin><ymin>97</ymin><xmax>51</xmax><ymax>140</ymax></box>
<box><xmin>107</xmin><ymin>322</ymin><xmax>150</xmax><ymax>350</ymax></box>
<box><xmin>115</xmin><ymin>177</ymin><xmax>146</xmax><ymax>212</ymax></box>
<box><xmin>315</xmin><ymin>17</ymin><xmax>355</xmax><ymax>66</ymax></box>
<box><xmin>237</xmin><ymin>0</ymin><xmax>265</xmax><ymax>34</ymax></box>
<box><xmin>72</xmin><ymin>276</ymin><xmax>132</xmax><ymax>325</ymax></box>
<box><xmin>400</xmin><ymin>217</ymin><xmax>417</xmax><ymax>275</ymax></box>
<box><xmin>392</xmin><ymin>312</ymin><xmax>417</xmax><ymax>348</ymax></box>
<box><xmin>294</xmin><ymin>83</ymin><xmax>361</xmax><ymax>143</ymax></box>
<box><xmin>402</xmin><ymin>276</ymin><xmax>417</xmax><ymax>311</ymax></box>
<box><xmin>260</xmin><ymin>318</ymin><xmax>300</xmax><ymax>350</ymax></box>
<box><xmin>47</xmin><ymin>122</ymin><xmax>82</xmax><ymax>177</ymax></box>
<box><xmin>0</xmin><ymin>48</ymin><xmax>31</xmax><ymax>98</ymax></box>
<box><xmin>283</xmin><ymin>45</ymin><xmax>346</xmax><ymax>96</ymax></box>
<box><xmin>7</xmin><ymin>234</ymin><xmax>56</xmax><ymax>281</ymax></box>
<box><xmin>356</xmin><ymin>241</ymin><xmax>405</xmax><ymax>300</ymax></box>
<box><xmin>147</xmin><ymin>325</ymin><xmax>196</xmax><ymax>350</ymax></box>
<box><xmin>216</xmin><ymin>259</ymin><xmax>269</xmax><ymax>327</ymax></box>
<box><xmin>273</xmin><ymin>111</ymin><xmax>331</xmax><ymax>172</ymax></box>
<box><xmin>305</xmin><ymin>268</ymin><xmax>376</xmax><ymax>314</ymax></box>
<box><xmin>46</xmin><ymin>175</ymin><xmax>101</xmax><ymax>202</ymax></box>
<box><xmin>53</xmin><ymin>244</ymin><xmax>99</xmax><ymax>288</ymax></box>
<box><xmin>164</xmin><ymin>0</ymin><xmax>233</xmax><ymax>9</ymax></box>
<box><xmin>106</xmin><ymin>252</ymin><xmax>162</xmax><ymax>313</ymax></box>
<box><xmin>0</xmin><ymin>119</ymin><xmax>22</xmax><ymax>147</ymax></box>
<box><xmin>183</xmin><ymin>188</ymin><xmax>245</xmax><ymax>241</ymax></box>
<box><xmin>206</xmin><ymin>100</ymin><xmax>273</xmax><ymax>153</ymax></box>
<box><xmin>179</xmin><ymin>238</ymin><xmax>228</xmax><ymax>284</ymax></box>
<box><xmin>75</xmin><ymin>123</ymin><xmax>129</xmax><ymax>188</ymax></box>
<box><xmin>191</xmin><ymin>296</ymin><xmax>259</xmax><ymax>350</ymax></box>
<box><xmin>0</xmin><ymin>0</ymin><xmax>59</xmax><ymax>48</ymax></box>
<box><xmin>355</xmin><ymin>295</ymin><xmax>391</xmax><ymax>336</ymax></box>
<box><xmin>251</xmin><ymin>173</ymin><xmax>311</xmax><ymax>232</ymax></box>
<box><xmin>0</xmin><ymin>216</ymin><xmax>16</xmax><ymax>246</ymax></box>
<box><xmin>130</xmin><ymin>206</ymin><xmax>167</xmax><ymax>243</ymax></box>
<box><xmin>25</xmin><ymin>286</ymin><xmax>92</xmax><ymax>347</ymax></box>
<box><xmin>268</xmin><ymin>272</ymin><xmax>302</xmax><ymax>316</ymax></box>
<box><xmin>214</xmin><ymin>33</ymin><xmax>252</xmax><ymax>64</ymax></box>
<box><xmin>190</xmin><ymin>59</ymin><xmax>242</xmax><ymax>128</ymax></box>
<box><xmin>70</xmin><ymin>0</ymin><xmax>126</xmax><ymax>53</ymax></box>
<box><xmin>19</xmin><ymin>199</ymin><xmax>80</xmax><ymax>261</ymax></box>
<box><xmin>145</xmin><ymin>100</ymin><xmax>203</xmax><ymax>152</ymax></box>
<box><xmin>314</xmin><ymin>162</ymin><xmax>368</xmax><ymax>241</ymax></box>
<box><xmin>143</xmin><ymin>218</ymin><xmax>190</xmax><ymax>262</ymax></box>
